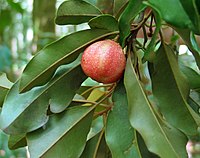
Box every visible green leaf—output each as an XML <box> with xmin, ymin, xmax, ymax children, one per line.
<box><xmin>87</xmin><ymin>116</ymin><xmax>104</xmax><ymax>140</ymax></box>
<box><xmin>27</xmin><ymin>106</ymin><xmax>94</xmax><ymax>158</ymax></box>
<box><xmin>145</xmin><ymin>0</ymin><xmax>200</xmax><ymax>34</ymax></box>
<box><xmin>0</xmin><ymin>64</ymin><xmax>86</xmax><ymax>134</ymax></box>
<box><xmin>0</xmin><ymin>81</ymin><xmax>49</xmax><ymax>134</ymax></box>
<box><xmin>113</xmin><ymin>0</ymin><xmax>128</xmax><ymax>17</ymax></box>
<box><xmin>149</xmin><ymin>43</ymin><xmax>198</xmax><ymax>136</ymax></box>
<box><xmin>188</xmin><ymin>96</ymin><xmax>200</xmax><ymax>116</ymax></box>
<box><xmin>80</xmin><ymin>132</ymin><xmax>102</xmax><ymax>158</ymax></box>
<box><xmin>180</xmin><ymin>65</ymin><xmax>200</xmax><ymax>90</ymax></box>
<box><xmin>19</xmin><ymin>29</ymin><xmax>118</xmax><ymax>93</ymax></box>
<box><xmin>55</xmin><ymin>0</ymin><xmax>102</xmax><ymax>25</ymax></box>
<box><xmin>49</xmin><ymin>64</ymin><xmax>87</xmax><ymax>113</ymax></box>
<box><xmin>175</xmin><ymin>28</ymin><xmax>200</xmax><ymax>69</ymax></box>
<box><xmin>6</xmin><ymin>0</ymin><xmax>24</xmax><ymax>14</ymax></box>
<box><xmin>124</xmin><ymin>55</ymin><xmax>188</xmax><ymax>158</ymax></box>
<box><xmin>0</xmin><ymin>73</ymin><xmax>13</xmax><ymax>107</ymax></box>
<box><xmin>89</xmin><ymin>15</ymin><xmax>119</xmax><ymax>31</ymax></box>
<box><xmin>119</xmin><ymin>0</ymin><xmax>145</xmax><ymax>47</ymax></box>
<box><xmin>179</xmin><ymin>0</ymin><xmax>200</xmax><ymax>34</ymax></box>
<box><xmin>136</xmin><ymin>132</ymin><xmax>159</xmax><ymax>158</ymax></box>
<box><xmin>143</xmin><ymin>11</ymin><xmax>161</xmax><ymax>62</ymax></box>
<box><xmin>105</xmin><ymin>81</ymin><xmax>141</xmax><ymax>158</ymax></box>
<box><xmin>8</xmin><ymin>134</ymin><xmax>27</xmax><ymax>150</ymax></box>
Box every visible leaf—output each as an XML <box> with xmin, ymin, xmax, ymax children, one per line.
<box><xmin>145</xmin><ymin>0</ymin><xmax>200</xmax><ymax>34</ymax></box>
<box><xmin>148</xmin><ymin>43</ymin><xmax>198</xmax><ymax>136</ymax></box>
<box><xmin>113</xmin><ymin>0</ymin><xmax>128</xmax><ymax>16</ymax></box>
<box><xmin>179</xmin><ymin>0</ymin><xmax>200</xmax><ymax>34</ymax></box>
<box><xmin>6</xmin><ymin>0</ymin><xmax>24</xmax><ymax>14</ymax></box>
<box><xmin>180</xmin><ymin>65</ymin><xmax>200</xmax><ymax>90</ymax></box>
<box><xmin>143</xmin><ymin>11</ymin><xmax>161</xmax><ymax>62</ymax></box>
<box><xmin>124</xmin><ymin>55</ymin><xmax>188</xmax><ymax>158</ymax></box>
<box><xmin>105</xmin><ymin>80</ymin><xmax>141</xmax><ymax>158</ymax></box>
<box><xmin>27</xmin><ymin>106</ymin><xmax>94</xmax><ymax>158</ymax></box>
<box><xmin>119</xmin><ymin>0</ymin><xmax>145</xmax><ymax>47</ymax></box>
<box><xmin>8</xmin><ymin>134</ymin><xmax>27</xmax><ymax>150</ymax></box>
<box><xmin>49</xmin><ymin>64</ymin><xmax>87</xmax><ymax>113</ymax></box>
<box><xmin>83</xmin><ymin>89</ymin><xmax>105</xmax><ymax>106</ymax></box>
<box><xmin>0</xmin><ymin>73</ymin><xmax>13</xmax><ymax>107</ymax></box>
<box><xmin>136</xmin><ymin>132</ymin><xmax>159</xmax><ymax>158</ymax></box>
<box><xmin>0</xmin><ymin>64</ymin><xmax>86</xmax><ymax>134</ymax></box>
<box><xmin>80</xmin><ymin>132</ymin><xmax>102</xmax><ymax>158</ymax></box>
<box><xmin>19</xmin><ymin>29</ymin><xmax>118</xmax><ymax>93</ymax></box>
<box><xmin>89</xmin><ymin>15</ymin><xmax>119</xmax><ymax>31</ymax></box>
<box><xmin>175</xmin><ymin>28</ymin><xmax>200</xmax><ymax>69</ymax></box>
<box><xmin>55</xmin><ymin>0</ymin><xmax>102</xmax><ymax>25</ymax></box>
<box><xmin>0</xmin><ymin>81</ymin><xmax>49</xmax><ymax>134</ymax></box>
<box><xmin>87</xmin><ymin>116</ymin><xmax>104</xmax><ymax>140</ymax></box>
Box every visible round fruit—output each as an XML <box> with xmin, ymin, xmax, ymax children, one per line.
<box><xmin>81</xmin><ymin>39</ymin><xmax>126</xmax><ymax>83</ymax></box>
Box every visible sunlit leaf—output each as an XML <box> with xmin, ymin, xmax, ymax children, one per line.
<box><xmin>119</xmin><ymin>0</ymin><xmax>145</xmax><ymax>47</ymax></box>
<box><xmin>27</xmin><ymin>106</ymin><xmax>94</xmax><ymax>158</ymax></box>
<box><xmin>149</xmin><ymin>43</ymin><xmax>198</xmax><ymax>135</ymax></box>
<box><xmin>55</xmin><ymin>0</ymin><xmax>101</xmax><ymax>25</ymax></box>
<box><xmin>124</xmin><ymin>55</ymin><xmax>188</xmax><ymax>158</ymax></box>
<box><xmin>106</xmin><ymin>81</ymin><xmax>141</xmax><ymax>158</ymax></box>
<box><xmin>19</xmin><ymin>29</ymin><xmax>118</xmax><ymax>93</ymax></box>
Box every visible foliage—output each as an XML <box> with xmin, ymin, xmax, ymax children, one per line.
<box><xmin>0</xmin><ymin>0</ymin><xmax>200</xmax><ymax>157</ymax></box>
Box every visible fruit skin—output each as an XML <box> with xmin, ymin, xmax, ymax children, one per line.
<box><xmin>81</xmin><ymin>39</ymin><xmax>126</xmax><ymax>83</ymax></box>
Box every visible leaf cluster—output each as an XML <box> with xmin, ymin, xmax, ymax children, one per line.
<box><xmin>0</xmin><ymin>0</ymin><xmax>200</xmax><ymax>157</ymax></box>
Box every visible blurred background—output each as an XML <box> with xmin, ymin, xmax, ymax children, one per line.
<box><xmin>0</xmin><ymin>0</ymin><xmax>198</xmax><ymax>157</ymax></box>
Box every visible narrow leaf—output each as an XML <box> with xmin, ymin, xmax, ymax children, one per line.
<box><xmin>55</xmin><ymin>0</ymin><xmax>102</xmax><ymax>25</ymax></box>
<box><xmin>80</xmin><ymin>132</ymin><xmax>102</xmax><ymax>158</ymax></box>
<box><xmin>106</xmin><ymin>81</ymin><xmax>141</xmax><ymax>158</ymax></box>
<box><xmin>179</xmin><ymin>0</ymin><xmax>200</xmax><ymax>34</ymax></box>
<box><xmin>27</xmin><ymin>106</ymin><xmax>94</xmax><ymax>158</ymax></box>
<box><xmin>136</xmin><ymin>132</ymin><xmax>159</xmax><ymax>158</ymax></box>
<box><xmin>0</xmin><ymin>81</ymin><xmax>49</xmax><ymax>134</ymax></box>
<box><xmin>149</xmin><ymin>43</ymin><xmax>198</xmax><ymax>136</ymax></box>
<box><xmin>145</xmin><ymin>0</ymin><xmax>199</xmax><ymax>34</ymax></box>
<box><xmin>0</xmin><ymin>64</ymin><xmax>86</xmax><ymax>134</ymax></box>
<box><xmin>89</xmin><ymin>15</ymin><xmax>119</xmax><ymax>31</ymax></box>
<box><xmin>119</xmin><ymin>0</ymin><xmax>145</xmax><ymax>47</ymax></box>
<box><xmin>113</xmin><ymin>0</ymin><xmax>128</xmax><ymax>16</ymax></box>
<box><xmin>19</xmin><ymin>29</ymin><xmax>117</xmax><ymax>93</ymax></box>
<box><xmin>124</xmin><ymin>55</ymin><xmax>188</xmax><ymax>158</ymax></box>
<box><xmin>49</xmin><ymin>64</ymin><xmax>87</xmax><ymax>113</ymax></box>
<box><xmin>87</xmin><ymin>116</ymin><xmax>104</xmax><ymax>140</ymax></box>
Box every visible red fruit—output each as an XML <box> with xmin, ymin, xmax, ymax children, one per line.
<box><xmin>81</xmin><ymin>39</ymin><xmax>126</xmax><ymax>83</ymax></box>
